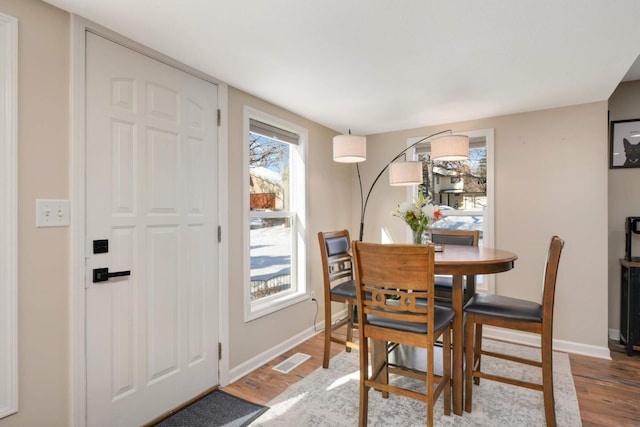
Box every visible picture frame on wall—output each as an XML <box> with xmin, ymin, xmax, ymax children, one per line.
<box><xmin>610</xmin><ymin>119</ymin><xmax>640</xmax><ymax>169</ymax></box>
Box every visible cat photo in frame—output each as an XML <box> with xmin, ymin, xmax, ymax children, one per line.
<box><xmin>610</xmin><ymin>119</ymin><xmax>640</xmax><ymax>169</ymax></box>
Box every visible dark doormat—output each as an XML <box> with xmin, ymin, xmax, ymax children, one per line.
<box><xmin>153</xmin><ymin>389</ymin><xmax>269</xmax><ymax>427</ymax></box>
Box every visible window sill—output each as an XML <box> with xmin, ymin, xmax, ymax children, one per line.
<box><xmin>245</xmin><ymin>291</ymin><xmax>308</xmax><ymax>322</ymax></box>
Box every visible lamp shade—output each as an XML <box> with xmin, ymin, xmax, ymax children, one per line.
<box><xmin>389</xmin><ymin>161</ymin><xmax>423</xmax><ymax>186</ymax></box>
<box><xmin>431</xmin><ymin>134</ymin><xmax>469</xmax><ymax>161</ymax></box>
<box><xmin>333</xmin><ymin>134</ymin><xmax>366</xmax><ymax>163</ymax></box>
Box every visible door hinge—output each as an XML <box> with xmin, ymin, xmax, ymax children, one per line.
<box><xmin>218</xmin><ymin>342</ymin><xmax>222</xmax><ymax>360</ymax></box>
<box><xmin>218</xmin><ymin>225</ymin><xmax>222</xmax><ymax>243</ymax></box>
<box><xmin>217</xmin><ymin>109</ymin><xmax>221</xmax><ymax>126</ymax></box>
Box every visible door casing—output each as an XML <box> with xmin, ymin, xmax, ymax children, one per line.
<box><xmin>0</xmin><ymin>11</ymin><xmax>18</xmax><ymax>421</ymax></box>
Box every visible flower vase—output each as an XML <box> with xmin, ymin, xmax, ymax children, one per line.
<box><xmin>412</xmin><ymin>229</ymin><xmax>431</xmax><ymax>245</ymax></box>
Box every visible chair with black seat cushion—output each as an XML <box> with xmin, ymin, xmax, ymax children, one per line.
<box><xmin>430</xmin><ymin>229</ymin><xmax>480</xmax><ymax>305</ymax></box>
<box><xmin>352</xmin><ymin>241</ymin><xmax>455</xmax><ymax>427</ymax></box>
<box><xmin>464</xmin><ymin>235</ymin><xmax>564</xmax><ymax>427</ymax></box>
<box><xmin>318</xmin><ymin>230</ymin><xmax>359</xmax><ymax>369</ymax></box>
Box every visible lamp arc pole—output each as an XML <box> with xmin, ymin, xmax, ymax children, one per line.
<box><xmin>357</xmin><ymin>129</ymin><xmax>452</xmax><ymax>241</ymax></box>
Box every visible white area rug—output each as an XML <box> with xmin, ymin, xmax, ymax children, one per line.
<box><xmin>251</xmin><ymin>339</ymin><xmax>582</xmax><ymax>426</ymax></box>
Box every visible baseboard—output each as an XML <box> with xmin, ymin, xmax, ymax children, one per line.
<box><xmin>227</xmin><ymin>317</ymin><xmax>613</xmax><ymax>386</ymax></box>
<box><xmin>226</xmin><ymin>308</ymin><xmax>348</xmax><ymax>385</ymax></box>
<box><xmin>227</xmin><ymin>327</ymin><xmax>319</xmax><ymax>385</ymax></box>
<box><xmin>483</xmin><ymin>326</ymin><xmax>612</xmax><ymax>360</ymax></box>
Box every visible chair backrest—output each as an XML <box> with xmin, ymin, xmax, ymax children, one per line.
<box><xmin>541</xmin><ymin>236</ymin><xmax>565</xmax><ymax>334</ymax></box>
<box><xmin>352</xmin><ymin>241</ymin><xmax>436</xmax><ymax>330</ymax></box>
<box><xmin>430</xmin><ymin>229</ymin><xmax>479</xmax><ymax>246</ymax></box>
<box><xmin>318</xmin><ymin>230</ymin><xmax>353</xmax><ymax>290</ymax></box>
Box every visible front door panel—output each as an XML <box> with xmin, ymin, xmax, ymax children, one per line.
<box><xmin>85</xmin><ymin>32</ymin><xmax>219</xmax><ymax>426</ymax></box>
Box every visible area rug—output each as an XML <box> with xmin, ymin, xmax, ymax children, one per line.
<box><xmin>250</xmin><ymin>339</ymin><xmax>582</xmax><ymax>426</ymax></box>
<box><xmin>154</xmin><ymin>389</ymin><xmax>268</xmax><ymax>427</ymax></box>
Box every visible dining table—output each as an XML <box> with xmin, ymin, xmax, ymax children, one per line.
<box><xmin>433</xmin><ymin>244</ymin><xmax>518</xmax><ymax>415</ymax></box>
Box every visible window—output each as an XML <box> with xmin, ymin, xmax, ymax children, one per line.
<box><xmin>244</xmin><ymin>107</ymin><xmax>308</xmax><ymax>320</ymax></box>
<box><xmin>410</xmin><ymin>129</ymin><xmax>495</xmax><ymax>291</ymax></box>
<box><xmin>416</xmin><ymin>135</ymin><xmax>487</xmax><ymax>241</ymax></box>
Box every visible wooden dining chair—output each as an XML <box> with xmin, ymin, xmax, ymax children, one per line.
<box><xmin>317</xmin><ymin>230</ymin><xmax>359</xmax><ymax>369</ymax></box>
<box><xmin>464</xmin><ymin>236</ymin><xmax>564</xmax><ymax>427</ymax></box>
<box><xmin>352</xmin><ymin>241</ymin><xmax>455</xmax><ymax>427</ymax></box>
<box><xmin>429</xmin><ymin>229</ymin><xmax>480</xmax><ymax>305</ymax></box>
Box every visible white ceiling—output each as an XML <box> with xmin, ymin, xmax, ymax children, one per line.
<box><xmin>44</xmin><ymin>0</ymin><xmax>640</xmax><ymax>135</ymax></box>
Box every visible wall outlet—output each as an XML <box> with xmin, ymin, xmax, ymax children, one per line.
<box><xmin>310</xmin><ymin>291</ymin><xmax>316</xmax><ymax>302</ymax></box>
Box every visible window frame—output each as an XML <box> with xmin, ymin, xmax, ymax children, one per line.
<box><xmin>407</xmin><ymin>128</ymin><xmax>496</xmax><ymax>292</ymax></box>
<box><xmin>243</xmin><ymin>107</ymin><xmax>308</xmax><ymax>321</ymax></box>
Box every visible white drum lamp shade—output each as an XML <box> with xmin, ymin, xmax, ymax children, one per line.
<box><xmin>389</xmin><ymin>161</ymin><xmax>423</xmax><ymax>186</ymax></box>
<box><xmin>331</xmin><ymin>128</ymin><xmax>462</xmax><ymax>241</ymax></box>
<box><xmin>430</xmin><ymin>134</ymin><xmax>469</xmax><ymax>161</ymax></box>
<box><xmin>333</xmin><ymin>134</ymin><xmax>366</xmax><ymax>163</ymax></box>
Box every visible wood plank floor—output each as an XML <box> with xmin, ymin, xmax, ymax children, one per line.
<box><xmin>223</xmin><ymin>329</ymin><xmax>640</xmax><ymax>426</ymax></box>
<box><xmin>570</xmin><ymin>341</ymin><xmax>640</xmax><ymax>426</ymax></box>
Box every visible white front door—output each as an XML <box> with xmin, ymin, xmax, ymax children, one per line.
<box><xmin>85</xmin><ymin>32</ymin><xmax>219</xmax><ymax>426</ymax></box>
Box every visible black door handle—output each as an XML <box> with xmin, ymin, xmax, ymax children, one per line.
<box><xmin>93</xmin><ymin>268</ymin><xmax>131</xmax><ymax>283</ymax></box>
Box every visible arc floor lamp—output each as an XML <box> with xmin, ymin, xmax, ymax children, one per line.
<box><xmin>333</xmin><ymin>130</ymin><xmax>469</xmax><ymax>241</ymax></box>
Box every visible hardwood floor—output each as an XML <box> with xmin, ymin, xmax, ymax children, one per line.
<box><xmin>222</xmin><ymin>328</ymin><xmax>345</xmax><ymax>406</ymax></box>
<box><xmin>223</xmin><ymin>329</ymin><xmax>640</xmax><ymax>426</ymax></box>
<box><xmin>570</xmin><ymin>342</ymin><xmax>640</xmax><ymax>426</ymax></box>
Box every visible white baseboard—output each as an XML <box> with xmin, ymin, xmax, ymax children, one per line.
<box><xmin>483</xmin><ymin>326</ymin><xmax>612</xmax><ymax>360</ymax></box>
<box><xmin>226</xmin><ymin>308</ymin><xmax>349</xmax><ymax>386</ymax></box>
<box><xmin>227</xmin><ymin>326</ymin><xmax>320</xmax><ymax>385</ymax></box>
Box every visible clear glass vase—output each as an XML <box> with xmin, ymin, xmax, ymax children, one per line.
<box><xmin>412</xmin><ymin>229</ymin><xmax>431</xmax><ymax>245</ymax></box>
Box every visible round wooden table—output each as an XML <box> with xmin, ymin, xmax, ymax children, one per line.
<box><xmin>435</xmin><ymin>245</ymin><xmax>518</xmax><ymax>415</ymax></box>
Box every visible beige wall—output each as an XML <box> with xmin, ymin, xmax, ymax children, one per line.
<box><xmin>608</xmin><ymin>80</ymin><xmax>640</xmax><ymax>333</ymax></box>
<box><xmin>227</xmin><ymin>87</ymin><xmax>352</xmax><ymax>368</ymax></box>
<box><xmin>359</xmin><ymin>102</ymin><xmax>609</xmax><ymax>348</ymax></box>
<box><xmin>0</xmin><ymin>0</ymin><xmax>70</xmax><ymax>426</ymax></box>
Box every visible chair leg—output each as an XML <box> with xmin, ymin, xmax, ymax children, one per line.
<box><xmin>465</xmin><ymin>275</ymin><xmax>476</xmax><ymax>304</ymax></box>
<box><xmin>464</xmin><ymin>314</ymin><xmax>474</xmax><ymax>413</ymax></box>
<box><xmin>426</xmin><ymin>344</ymin><xmax>435</xmax><ymax>427</ymax></box>
<box><xmin>322</xmin><ymin>301</ymin><xmax>332</xmax><ymax>369</ymax></box>
<box><xmin>359</xmin><ymin>335</ymin><xmax>370</xmax><ymax>427</ymax></box>
<box><xmin>541</xmin><ymin>337</ymin><xmax>557</xmax><ymax>427</ymax></box>
<box><xmin>473</xmin><ymin>323</ymin><xmax>483</xmax><ymax>385</ymax></box>
<box><xmin>359</xmin><ymin>385</ymin><xmax>369</xmax><ymax>427</ymax></box>
<box><xmin>370</xmin><ymin>339</ymin><xmax>389</xmax><ymax>398</ymax></box>
<box><xmin>443</xmin><ymin>326</ymin><xmax>451</xmax><ymax>416</ymax></box>
<box><xmin>346</xmin><ymin>303</ymin><xmax>354</xmax><ymax>353</ymax></box>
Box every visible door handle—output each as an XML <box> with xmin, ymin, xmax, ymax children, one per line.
<box><xmin>93</xmin><ymin>267</ymin><xmax>131</xmax><ymax>283</ymax></box>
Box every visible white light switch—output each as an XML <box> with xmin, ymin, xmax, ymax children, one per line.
<box><xmin>36</xmin><ymin>199</ymin><xmax>70</xmax><ymax>227</ymax></box>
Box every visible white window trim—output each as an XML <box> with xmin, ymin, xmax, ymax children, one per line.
<box><xmin>243</xmin><ymin>107</ymin><xmax>308</xmax><ymax>321</ymax></box>
<box><xmin>0</xmin><ymin>11</ymin><xmax>18</xmax><ymax>419</ymax></box>
<box><xmin>407</xmin><ymin>128</ymin><xmax>496</xmax><ymax>292</ymax></box>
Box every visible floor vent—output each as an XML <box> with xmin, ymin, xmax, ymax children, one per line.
<box><xmin>272</xmin><ymin>352</ymin><xmax>311</xmax><ymax>374</ymax></box>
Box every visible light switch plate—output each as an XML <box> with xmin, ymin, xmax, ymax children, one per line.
<box><xmin>36</xmin><ymin>199</ymin><xmax>70</xmax><ymax>227</ymax></box>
